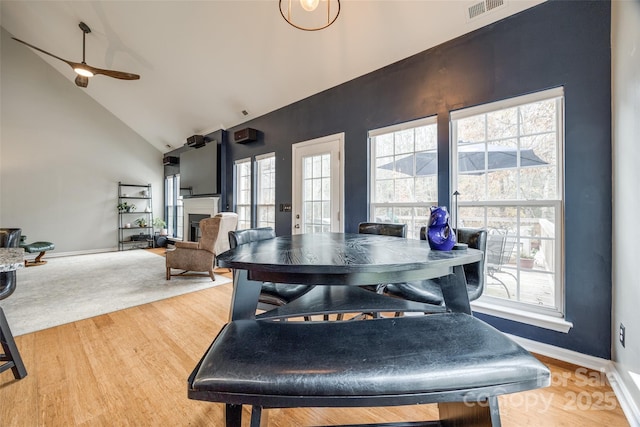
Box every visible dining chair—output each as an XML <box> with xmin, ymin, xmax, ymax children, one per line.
<box><xmin>385</xmin><ymin>227</ymin><xmax>488</xmax><ymax>308</ymax></box>
<box><xmin>228</xmin><ymin>227</ymin><xmax>314</xmax><ymax>315</ymax></box>
<box><xmin>322</xmin><ymin>221</ymin><xmax>409</xmax><ymax>320</ymax></box>
<box><xmin>356</xmin><ymin>222</ymin><xmax>407</xmax><ymax>296</ymax></box>
<box><xmin>358</xmin><ymin>222</ymin><xmax>407</xmax><ymax>238</ymax></box>
<box><xmin>486</xmin><ymin>228</ymin><xmax>516</xmax><ymax>298</ymax></box>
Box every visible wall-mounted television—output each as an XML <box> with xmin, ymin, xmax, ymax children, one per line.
<box><xmin>179</xmin><ymin>140</ymin><xmax>221</xmax><ymax>197</ymax></box>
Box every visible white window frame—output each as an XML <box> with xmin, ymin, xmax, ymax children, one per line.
<box><xmin>450</xmin><ymin>87</ymin><xmax>572</xmax><ymax>333</ymax></box>
<box><xmin>256</xmin><ymin>152</ymin><xmax>276</xmax><ymax>229</ymax></box>
<box><xmin>234</xmin><ymin>158</ymin><xmax>252</xmax><ymax>230</ymax></box>
<box><xmin>369</xmin><ymin>116</ymin><xmax>439</xmax><ymax>239</ymax></box>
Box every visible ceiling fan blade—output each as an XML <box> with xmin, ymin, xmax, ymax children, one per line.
<box><xmin>12</xmin><ymin>37</ymin><xmax>75</xmax><ymax>70</ymax></box>
<box><xmin>86</xmin><ymin>65</ymin><xmax>140</xmax><ymax>81</ymax></box>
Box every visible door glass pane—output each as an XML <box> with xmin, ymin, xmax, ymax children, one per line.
<box><xmin>302</xmin><ymin>153</ymin><xmax>331</xmax><ymax>232</ymax></box>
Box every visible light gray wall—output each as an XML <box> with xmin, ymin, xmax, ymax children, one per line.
<box><xmin>0</xmin><ymin>27</ymin><xmax>163</xmax><ymax>254</ymax></box>
<box><xmin>612</xmin><ymin>0</ymin><xmax>640</xmax><ymax>412</ymax></box>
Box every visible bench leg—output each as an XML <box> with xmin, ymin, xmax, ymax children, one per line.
<box><xmin>225</xmin><ymin>404</ymin><xmax>242</xmax><ymax>427</ymax></box>
<box><xmin>0</xmin><ymin>307</ymin><xmax>28</xmax><ymax>379</ymax></box>
<box><xmin>250</xmin><ymin>406</ymin><xmax>268</xmax><ymax>427</ymax></box>
<box><xmin>438</xmin><ymin>397</ymin><xmax>501</xmax><ymax>427</ymax></box>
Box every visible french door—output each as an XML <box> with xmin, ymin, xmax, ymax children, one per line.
<box><xmin>291</xmin><ymin>133</ymin><xmax>344</xmax><ymax>234</ymax></box>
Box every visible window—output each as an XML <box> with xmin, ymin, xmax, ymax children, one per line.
<box><xmin>164</xmin><ymin>174</ymin><xmax>183</xmax><ymax>239</ymax></box>
<box><xmin>256</xmin><ymin>153</ymin><xmax>276</xmax><ymax>228</ymax></box>
<box><xmin>234</xmin><ymin>158</ymin><xmax>252</xmax><ymax>230</ymax></box>
<box><xmin>451</xmin><ymin>88</ymin><xmax>565</xmax><ymax>322</ymax></box>
<box><xmin>369</xmin><ymin>117</ymin><xmax>438</xmax><ymax>239</ymax></box>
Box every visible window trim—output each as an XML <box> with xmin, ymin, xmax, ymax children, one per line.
<box><xmin>368</xmin><ymin>116</ymin><xmax>439</xmax><ymax>238</ymax></box>
<box><xmin>234</xmin><ymin>157</ymin><xmax>253</xmax><ymax>229</ymax></box>
<box><xmin>450</xmin><ymin>88</ymin><xmax>568</xmax><ymax>330</ymax></box>
<box><xmin>256</xmin><ymin>152</ymin><xmax>276</xmax><ymax>229</ymax></box>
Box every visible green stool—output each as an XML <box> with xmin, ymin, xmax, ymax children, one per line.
<box><xmin>20</xmin><ymin>240</ymin><xmax>55</xmax><ymax>266</ymax></box>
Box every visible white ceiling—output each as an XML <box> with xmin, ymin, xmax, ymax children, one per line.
<box><xmin>1</xmin><ymin>0</ymin><xmax>544</xmax><ymax>153</ymax></box>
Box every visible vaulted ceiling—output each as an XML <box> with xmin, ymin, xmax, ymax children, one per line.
<box><xmin>1</xmin><ymin>0</ymin><xmax>544</xmax><ymax>153</ymax></box>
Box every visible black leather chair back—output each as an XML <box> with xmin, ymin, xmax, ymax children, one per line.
<box><xmin>0</xmin><ymin>228</ymin><xmax>21</xmax><ymax>300</ymax></box>
<box><xmin>455</xmin><ymin>228</ymin><xmax>487</xmax><ymax>301</ymax></box>
<box><xmin>229</xmin><ymin>227</ymin><xmax>276</xmax><ymax>249</ymax></box>
<box><xmin>0</xmin><ymin>271</ymin><xmax>16</xmax><ymax>301</ymax></box>
<box><xmin>0</xmin><ymin>228</ymin><xmax>22</xmax><ymax>248</ymax></box>
<box><xmin>358</xmin><ymin>222</ymin><xmax>407</xmax><ymax>238</ymax></box>
<box><xmin>416</xmin><ymin>226</ymin><xmax>487</xmax><ymax>302</ymax></box>
<box><xmin>228</xmin><ymin>227</ymin><xmax>313</xmax><ymax>306</ymax></box>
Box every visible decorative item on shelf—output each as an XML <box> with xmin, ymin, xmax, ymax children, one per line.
<box><xmin>426</xmin><ymin>206</ymin><xmax>457</xmax><ymax>251</ymax></box>
<box><xmin>141</xmin><ymin>190</ymin><xmax>149</xmax><ymax>197</ymax></box>
<box><xmin>131</xmin><ymin>233</ymin><xmax>151</xmax><ymax>241</ymax></box>
<box><xmin>125</xmin><ymin>223</ymin><xmax>131</xmax><ymax>228</ymax></box>
<box><xmin>153</xmin><ymin>218</ymin><xmax>168</xmax><ymax>236</ymax></box>
<box><xmin>279</xmin><ymin>0</ymin><xmax>340</xmax><ymax>31</ymax></box>
<box><xmin>134</xmin><ymin>217</ymin><xmax>147</xmax><ymax>228</ymax></box>
<box><xmin>144</xmin><ymin>205</ymin><xmax>151</xmax><ymax>213</ymax></box>
<box><xmin>117</xmin><ymin>202</ymin><xmax>136</xmax><ymax>213</ymax></box>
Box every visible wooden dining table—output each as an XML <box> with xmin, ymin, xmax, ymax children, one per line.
<box><xmin>216</xmin><ymin>232</ymin><xmax>483</xmax><ymax>320</ymax></box>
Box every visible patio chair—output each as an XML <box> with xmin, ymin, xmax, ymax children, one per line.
<box><xmin>486</xmin><ymin>228</ymin><xmax>516</xmax><ymax>298</ymax></box>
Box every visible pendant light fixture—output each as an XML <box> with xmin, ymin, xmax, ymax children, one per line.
<box><xmin>279</xmin><ymin>0</ymin><xmax>341</xmax><ymax>31</ymax></box>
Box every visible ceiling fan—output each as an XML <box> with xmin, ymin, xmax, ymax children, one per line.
<box><xmin>12</xmin><ymin>22</ymin><xmax>140</xmax><ymax>88</ymax></box>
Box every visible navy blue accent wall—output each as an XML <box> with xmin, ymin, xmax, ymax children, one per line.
<box><xmin>223</xmin><ymin>1</ymin><xmax>612</xmax><ymax>358</ymax></box>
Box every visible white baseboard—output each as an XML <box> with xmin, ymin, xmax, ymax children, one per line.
<box><xmin>508</xmin><ymin>334</ymin><xmax>640</xmax><ymax>427</ymax></box>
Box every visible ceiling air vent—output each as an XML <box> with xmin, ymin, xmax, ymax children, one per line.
<box><xmin>467</xmin><ymin>0</ymin><xmax>506</xmax><ymax>21</ymax></box>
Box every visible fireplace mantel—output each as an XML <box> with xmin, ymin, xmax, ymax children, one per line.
<box><xmin>181</xmin><ymin>197</ymin><xmax>219</xmax><ymax>241</ymax></box>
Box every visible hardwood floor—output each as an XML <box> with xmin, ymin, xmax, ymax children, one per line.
<box><xmin>0</xmin><ymin>268</ymin><xmax>629</xmax><ymax>426</ymax></box>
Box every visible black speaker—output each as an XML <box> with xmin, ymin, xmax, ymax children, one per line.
<box><xmin>186</xmin><ymin>134</ymin><xmax>206</xmax><ymax>147</ymax></box>
<box><xmin>233</xmin><ymin>128</ymin><xmax>258</xmax><ymax>144</ymax></box>
<box><xmin>163</xmin><ymin>156</ymin><xmax>179</xmax><ymax>166</ymax></box>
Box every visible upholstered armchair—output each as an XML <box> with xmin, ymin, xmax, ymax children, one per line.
<box><xmin>166</xmin><ymin>212</ymin><xmax>238</xmax><ymax>281</ymax></box>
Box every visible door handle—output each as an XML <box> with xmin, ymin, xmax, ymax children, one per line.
<box><xmin>294</xmin><ymin>224</ymin><xmax>300</xmax><ymax>229</ymax></box>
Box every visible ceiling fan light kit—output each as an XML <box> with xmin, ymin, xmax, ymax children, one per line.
<box><xmin>279</xmin><ymin>0</ymin><xmax>340</xmax><ymax>31</ymax></box>
<box><xmin>12</xmin><ymin>21</ymin><xmax>140</xmax><ymax>88</ymax></box>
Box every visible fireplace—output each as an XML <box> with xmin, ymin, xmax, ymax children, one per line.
<box><xmin>181</xmin><ymin>197</ymin><xmax>220</xmax><ymax>242</ymax></box>
<box><xmin>189</xmin><ymin>214</ymin><xmax>210</xmax><ymax>242</ymax></box>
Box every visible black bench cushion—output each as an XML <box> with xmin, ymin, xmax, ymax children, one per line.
<box><xmin>190</xmin><ymin>313</ymin><xmax>549</xmax><ymax>401</ymax></box>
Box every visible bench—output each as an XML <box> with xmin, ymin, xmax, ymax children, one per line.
<box><xmin>20</xmin><ymin>241</ymin><xmax>55</xmax><ymax>266</ymax></box>
<box><xmin>188</xmin><ymin>313</ymin><xmax>550</xmax><ymax>427</ymax></box>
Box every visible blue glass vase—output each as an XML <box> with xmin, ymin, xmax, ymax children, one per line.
<box><xmin>427</xmin><ymin>206</ymin><xmax>456</xmax><ymax>251</ymax></box>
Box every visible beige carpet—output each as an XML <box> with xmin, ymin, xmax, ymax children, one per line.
<box><xmin>0</xmin><ymin>250</ymin><xmax>231</xmax><ymax>336</ymax></box>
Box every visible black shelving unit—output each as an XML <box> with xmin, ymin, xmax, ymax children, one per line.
<box><xmin>118</xmin><ymin>182</ymin><xmax>154</xmax><ymax>250</ymax></box>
